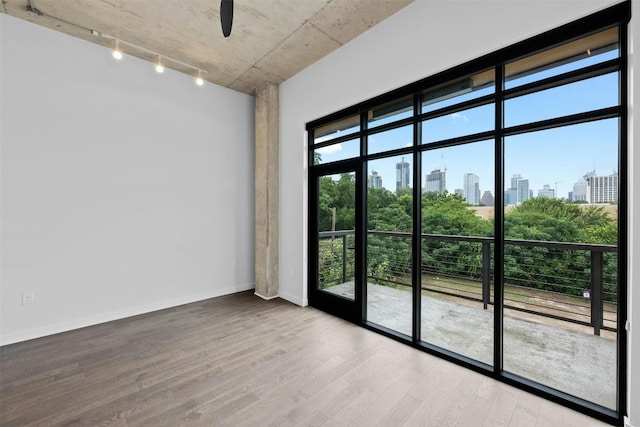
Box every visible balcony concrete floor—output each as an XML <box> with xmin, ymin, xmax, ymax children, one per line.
<box><xmin>324</xmin><ymin>282</ymin><xmax>616</xmax><ymax>410</ymax></box>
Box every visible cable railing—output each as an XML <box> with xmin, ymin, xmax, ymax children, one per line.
<box><xmin>317</xmin><ymin>230</ymin><xmax>356</xmax><ymax>287</ymax></box>
<box><xmin>318</xmin><ymin>229</ymin><xmax>618</xmax><ymax>335</ymax></box>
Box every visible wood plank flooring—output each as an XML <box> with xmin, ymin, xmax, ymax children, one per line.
<box><xmin>0</xmin><ymin>291</ymin><xmax>610</xmax><ymax>426</ymax></box>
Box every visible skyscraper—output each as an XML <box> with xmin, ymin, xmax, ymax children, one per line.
<box><xmin>504</xmin><ymin>188</ymin><xmax>517</xmax><ymax>205</ymax></box>
<box><xmin>425</xmin><ymin>169</ymin><xmax>446</xmax><ymax>194</ymax></box>
<box><xmin>480</xmin><ymin>190</ymin><xmax>495</xmax><ymax>206</ymax></box>
<box><xmin>517</xmin><ymin>179</ymin><xmax>530</xmax><ymax>204</ymax></box>
<box><xmin>538</xmin><ymin>184</ymin><xmax>555</xmax><ymax>198</ymax></box>
<box><xmin>505</xmin><ymin>174</ymin><xmax>529</xmax><ymax>205</ymax></box>
<box><xmin>368</xmin><ymin>170</ymin><xmax>383</xmax><ymax>189</ymax></box>
<box><xmin>463</xmin><ymin>173</ymin><xmax>480</xmax><ymax>205</ymax></box>
<box><xmin>573</xmin><ymin>177</ymin><xmax>588</xmax><ymax>202</ymax></box>
<box><xmin>505</xmin><ymin>174</ymin><xmax>520</xmax><ymax>205</ymax></box>
<box><xmin>587</xmin><ymin>171</ymin><xmax>618</xmax><ymax>203</ymax></box>
<box><xmin>395</xmin><ymin>157</ymin><xmax>410</xmax><ymax>192</ymax></box>
<box><xmin>510</xmin><ymin>174</ymin><xmax>522</xmax><ymax>191</ymax></box>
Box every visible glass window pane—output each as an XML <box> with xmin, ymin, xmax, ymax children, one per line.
<box><xmin>503</xmin><ymin>119</ymin><xmax>618</xmax><ymax>409</ymax></box>
<box><xmin>317</xmin><ymin>173</ymin><xmax>356</xmax><ymax>300</ymax></box>
<box><xmin>422</xmin><ymin>69</ymin><xmax>494</xmax><ymax>113</ymax></box>
<box><xmin>505</xmin><ymin>73</ymin><xmax>618</xmax><ymax>127</ymax></box>
<box><xmin>366</xmin><ymin>155</ymin><xmax>413</xmax><ymax>336</ymax></box>
<box><xmin>422</xmin><ymin>104</ymin><xmax>494</xmax><ymax>144</ymax></box>
<box><xmin>313</xmin><ymin>138</ymin><xmax>359</xmax><ymax>165</ymax></box>
<box><xmin>420</xmin><ymin>140</ymin><xmax>495</xmax><ymax>365</ymax></box>
<box><xmin>313</xmin><ymin>115</ymin><xmax>360</xmax><ymax>144</ymax></box>
<box><xmin>368</xmin><ymin>125</ymin><xmax>413</xmax><ymax>155</ymax></box>
<box><xmin>368</xmin><ymin>96</ymin><xmax>413</xmax><ymax>129</ymax></box>
<box><xmin>506</xmin><ymin>27</ymin><xmax>619</xmax><ymax>89</ymax></box>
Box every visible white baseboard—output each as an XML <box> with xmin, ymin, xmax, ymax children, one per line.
<box><xmin>278</xmin><ymin>290</ymin><xmax>307</xmax><ymax>307</ymax></box>
<box><xmin>254</xmin><ymin>291</ymin><xmax>279</xmax><ymax>300</ymax></box>
<box><xmin>0</xmin><ymin>283</ymin><xmax>255</xmax><ymax>346</ymax></box>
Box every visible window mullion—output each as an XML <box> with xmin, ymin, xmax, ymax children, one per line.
<box><xmin>494</xmin><ymin>63</ymin><xmax>505</xmax><ymax>377</ymax></box>
<box><xmin>412</xmin><ymin>93</ymin><xmax>422</xmax><ymax>344</ymax></box>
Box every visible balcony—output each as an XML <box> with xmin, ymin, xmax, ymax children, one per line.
<box><xmin>318</xmin><ymin>230</ymin><xmax>618</xmax><ymax>409</ymax></box>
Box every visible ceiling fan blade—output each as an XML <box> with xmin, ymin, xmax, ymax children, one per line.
<box><xmin>220</xmin><ymin>0</ymin><xmax>233</xmax><ymax>37</ymax></box>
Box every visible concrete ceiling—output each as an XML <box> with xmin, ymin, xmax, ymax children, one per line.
<box><xmin>1</xmin><ymin>0</ymin><xmax>413</xmax><ymax>94</ymax></box>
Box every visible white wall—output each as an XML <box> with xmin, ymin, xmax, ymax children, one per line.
<box><xmin>629</xmin><ymin>1</ymin><xmax>639</xmax><ymax>424</ymax></box>
<box><xmin>0</xmin><ymin>14</ymin><xmax>255</xmax><ymax>345</ymax></box>
<box><xmin>279</xmin><ymin>0</ymin><xmax>638</xmax><ymax>424</ymax></box>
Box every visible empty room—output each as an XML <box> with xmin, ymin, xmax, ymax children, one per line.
<box><xmin>1</xmin><ymin>0</ymin><xmax>639</xmax><ymax>426</ymax></box>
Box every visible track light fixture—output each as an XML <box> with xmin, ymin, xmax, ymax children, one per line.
<box><xmin>155</xmin><ymin>56</ymin><xmax>165</xmax><ymax>73</ymax></box>
<box><xmin>112</xmin><ymin>40</ymin><xmax>123</xmax><ymax>60</ymax></box>
<box><xmin>97</xmin><ymin>33</ymin><xmax>207</xmax><ymax>86</ymax></box>
<box><xmin>22</xmin><ymin>5</ymin><xmax>207</xmax><ymax>86</ymax></box>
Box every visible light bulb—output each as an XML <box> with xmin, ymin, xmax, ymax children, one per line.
<box><xmin>112</xmin><ymin>40</ymin><xmax>122</xmax><ymax>60</ymax></box>
<box><xmin>155</xmin><ymin>56</ymin><xmax>164</xmax><ymax>73</ymax></box>
<box><xmin>196</xmin><ymin>77</ymin><xmax>204</xmax><ymax>86</ymax></box>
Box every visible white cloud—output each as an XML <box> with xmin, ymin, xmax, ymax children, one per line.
<box><xmin>314</xmin><ymin>135</ymin><xmax>333</xmax><ymax>144</ymax></box>
<box><xmin>317</xmin><ymin>143</ymin><xmax>343</xmax><ymax>154</ymax></box>
<box><xmin>450</xmin><ymin>112</ymin><xmax>469</xmax><ymax>122</ymax></box>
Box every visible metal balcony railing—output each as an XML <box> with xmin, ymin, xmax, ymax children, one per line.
<box><xmin>318</xmin><ymin>230</ymin><xmax>618</xmax><ymax>335</ymax></box>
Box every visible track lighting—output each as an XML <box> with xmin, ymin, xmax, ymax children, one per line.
<box><xmin>112</xmin><ymin>40</ymin><xmax>122</xmax><ymax>60</ymax></box>
<box><xmin>99</xmin><ymin>33</ymin><xmax>207</xmax><ymax>86</ymax></box>
<box><xmin>21</xmin><ymin>6</ymin><xmax>206</xmax><ymax>86</ymax></box>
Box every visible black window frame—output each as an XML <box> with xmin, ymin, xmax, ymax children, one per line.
<box><xmin>307</xmin><ymin>2</ymin><xmax>630</xmax><ymax>424</ymax></box>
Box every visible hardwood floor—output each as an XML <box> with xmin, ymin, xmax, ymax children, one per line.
<box><xmin>0</xmin><ymin>291</ymin><xmax>610</xmax><ymax>426</ymax></box>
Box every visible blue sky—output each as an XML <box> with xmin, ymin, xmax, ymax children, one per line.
<box><xmin>316</xmin><ymin>55</ymin><xmax>620</xmax><ymax>200</ymax></box>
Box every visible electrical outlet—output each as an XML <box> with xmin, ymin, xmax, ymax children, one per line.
<box><xmin>22</xmin><ymin>292</ymin><xmax>35</xmax><ymax>305</ymax></box>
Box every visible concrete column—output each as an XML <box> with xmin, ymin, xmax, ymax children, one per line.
<box><xmin>254</xmin><ymin>83</ymin><xmax>279</xmax><ymax>299</ymax></box>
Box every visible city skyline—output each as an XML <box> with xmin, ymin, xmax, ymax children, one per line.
<box><xmin>362</xmin><ymin>163</ymin><xmax>618</xmax><ymax>206</ymax></box>
<box><xmin>317</xmin><ymin>71</ymin><xmax>619</xmax><ymax>202</ymax></box>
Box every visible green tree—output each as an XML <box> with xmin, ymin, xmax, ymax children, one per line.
<box><xmin>318</xmin><ymin>181</ymin><xmax>619</xmax><ymax>302</ymax></box>
<box><xmin>422</xmin><ymin>191</ymin><xmax>491</xmax><ymax>236</ymax></box>
<box><xmin>318</xmin><ymin>176</ymin><xmax>338</xmax><ymax>232</ymax></box>
<box><xmin>503</xmin><ymin>197</ymin><xmax>617</xmax><ymax>298</ymax></box>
